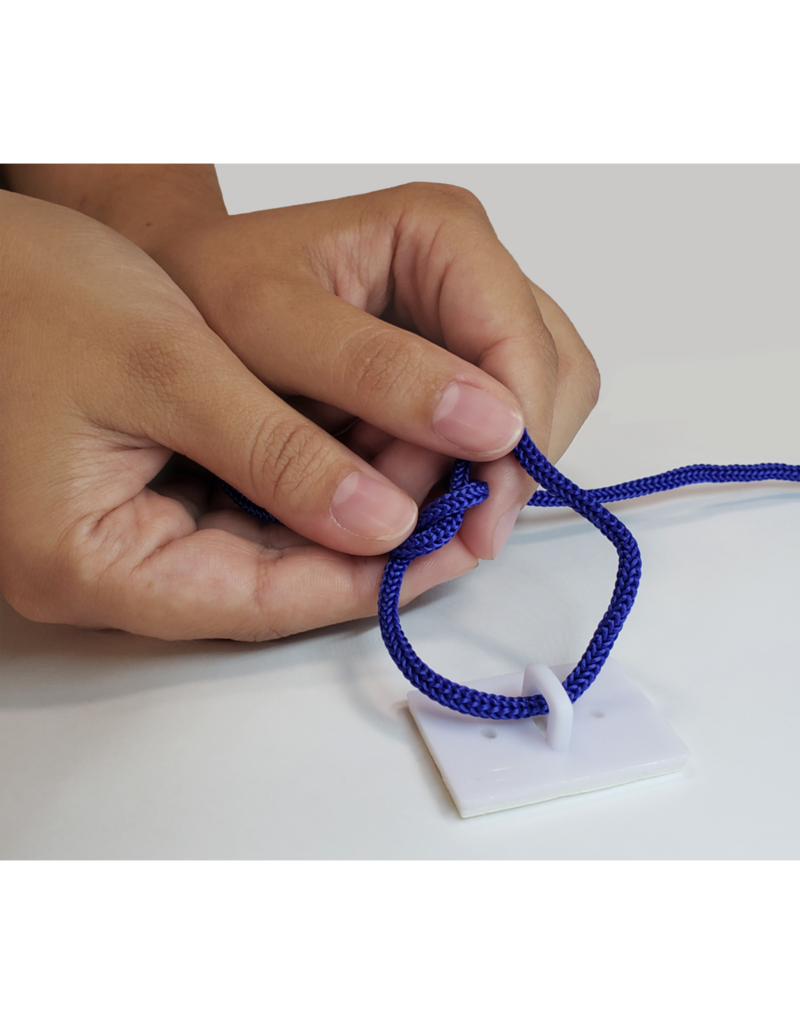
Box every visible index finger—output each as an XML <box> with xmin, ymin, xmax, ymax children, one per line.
<box><xmin>374</xmin><ymin>184</ymin><xmax>562</xmax><ymax>560</ymax></box>
<box><xmin>387</xmin><ymin>182</ymin><xmax>561</xmax><ymax>455</ymax></box>
<box><xmin>385</xmin><ymin>184</ymin><xmax>599</xmax><ymax>560</ymax></box>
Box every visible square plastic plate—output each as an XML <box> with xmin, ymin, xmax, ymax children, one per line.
<box><xmin>407</xmin><ymin>658</ymin><xmax>689</xmax><ymax>817</ymax></box>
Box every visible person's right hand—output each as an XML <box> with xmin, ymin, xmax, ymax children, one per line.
<box><xmin>0</xmin><ymin>191</ymin><xmax>480</xmax><ymax>640</ymax></box>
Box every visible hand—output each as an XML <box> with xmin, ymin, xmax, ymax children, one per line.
<box><xmin>113</xmin><ymin>175</ymin><xmax>601</xmax><ymax>560</ymax></box>
<box><xmin>0</xmin><ymin>191</ymin><xmax>478</xmax><ymax>640</ymax></box>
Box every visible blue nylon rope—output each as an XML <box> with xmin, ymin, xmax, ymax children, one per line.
<box><xmin>222</xmin><ymin>429</ymin><xmax>800</xmax><ymax>719</ymax></box>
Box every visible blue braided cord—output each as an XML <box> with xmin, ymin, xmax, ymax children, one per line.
<box><xmin>528</xmin><ymin>462</ymin><xmax>800</xmax><ymax>507</ymax></box>
<box><xmin>219</xmin><ymin>480</ymin><xmax>280</xmax><ymax>523</ymax></box>
<box><xmin>379</xmin><ymin>431</ymin><xmax>644</xmax><ymax>719</ymax></box>
<box><xmin>220</xmin><ymin>430</ymin><xmax>799</xmax><ymax>719</ymax></box>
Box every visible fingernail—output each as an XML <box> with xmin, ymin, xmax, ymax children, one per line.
<box><xmin>433</xmin><ymin>382</ymin><xmax>524</xmax><ymax>455</ymax></box>
<box><xmin>331</xmin><ymin>471</ymin><xmax>417</xmax><ymax>539</ymax></box>
<box><xmin>491</xmin><ymin>505</ymin><xmax>521</xmax><ymax>560</ymax></box>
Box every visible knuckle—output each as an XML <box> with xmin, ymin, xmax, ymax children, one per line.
<box><xmin>346</xmin><ymin>327</ymin><xmax>416</xmax><ymax>407</ymax></box>
<box><xmin>400</xmin><ymin>181</ymin><xmax>487</xmax><ymax>217</ymax></box>
<box><xmin>582</xmin><ymin>350</ymin><xmax>602</xmax><ymax>410</ymax></box>
<box><xmin>246</xmin><ymin>552</ymin><xmax>288</xmax><ymax>642</ymax></box>
<box><xmin>6</xmin><ymin>495</ymin><xmax>189</xmax><ymax>634</ymax></box>
<box><xmin>559</xmin><ymin>342</ymin><xmax>602</xmax><ymax>414</ymax></box>
<box><xmin>251</xmin><ymin>416</ymin><xmax>331</xmax><ymax>505</ymax></box>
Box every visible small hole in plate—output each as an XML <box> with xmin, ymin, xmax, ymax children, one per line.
<box><xmin>481</xmin><ymin>727</ymin><xmax>498</xmax><ymax>739</ymax></box>
<box><xmin>590</xmin><ymin>709</ymin><xmax>605</xmax><ymax>719</ymax></box>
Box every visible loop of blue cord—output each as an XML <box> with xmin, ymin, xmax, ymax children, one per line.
<box><xmin>222</xmin><ymin>430</ymin><xmax>799</xmax><ymax>719</ymax></box>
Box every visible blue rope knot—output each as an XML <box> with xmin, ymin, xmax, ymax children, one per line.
<box><xmin>390</xmin><ymin>469</ymin><xmax>489</xmax><ymax>563</ymax></box>
<box><xmin>221</xmin><ymin>429</ymin><xmax>799</xmax><ymax>720</ymax></box>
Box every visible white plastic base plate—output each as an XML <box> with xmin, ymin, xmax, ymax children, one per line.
<box><xmin>407</xmin><ymin>659</ymin><xmax>689</xmax><ymax>817</ymax></box>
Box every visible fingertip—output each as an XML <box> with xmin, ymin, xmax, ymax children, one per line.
<box><xmin>330</xmin><ymin>470</ymin><xmax>418</xmax><ymax>543</ymax></box>
<box><xmin>432</xmin><ymin>382</ymin><xmax>524</xmax><ymax>458</ymax></box>
<box><xmin>490</xmin><ymin>504</ymin><xmax>522</xmax><ymax>560</ymax></box>
<box><xmin>369</xmin><ymin>439</ymin><xmax>454</xmax><ymax>506</ymax></box>
<box><xmin>457</xmin><ymin>455</ymin><xmax>535</xmax><ymax>561</ymax></box>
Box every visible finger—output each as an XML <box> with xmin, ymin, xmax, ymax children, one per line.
<box><xmin>455</xmin><ymin>278</ymin><xmax>599</xmax><ymax>560</ymax></box>
<box><xmin>407</xmin><ymin>217</ymin><xmax>557</xmax><ymax>558</ymax></box>
<box><xmin>98</xmin><ymin>318</ymin><xmax>420</xmax><ymax>556</ymax></box>
<box><xmin>369</xmin><ymin>439</ymin><xmax>454</xmax><ymax>506</ymax></box>
<box><xmin>59</xmin><ymin>488</ymin><xmax>478</xmax><ymax>640</ymax></box>
<box><xmin>385</xmin><ymin>189</ymin><xmax>594</xmax><ymax>560</ymax></box>
<box><xmin>213</xmin><ymin>276</ymin><xmax>526</xmax><ymax>462</ymax></box>
<box><xmin>338</xmin><ymin>422</ymin><xmax>454</xmax><ymax>507</ymax></box>
<box><xmin>386</xmin><ymin>184</ymin><xmax>561</xmax><ymax>454</ymax></box>
<box><xmin>371</xmin><ymin>186</ymin><xmax>559</xmax><ymax>558</ymax></box>
<box><xmin>457</xmin><ymin>454</ymin><xmax>529</xmax><ymax>561</ymax></box>
<box><xmin>527</xmin><ymin>279</ymin><xmax>601</xmax><ymax>462</ymax></box>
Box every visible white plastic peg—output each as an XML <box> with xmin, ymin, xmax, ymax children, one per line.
<box><xmin>522</xmin><ymin>662</ymin><xmax>573</xmax><ymax>751</ymax></box>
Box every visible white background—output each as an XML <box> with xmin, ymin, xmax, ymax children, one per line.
<box><xmin>3</xmin><ymin>164</ymin><xmax>797</xmax><ymax>859</ymax></box>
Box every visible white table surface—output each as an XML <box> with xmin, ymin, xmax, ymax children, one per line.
<box><xmin>2</xmin><ymin>165</ymin><xmax>798</xmax><ymax>859</ymax></box>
